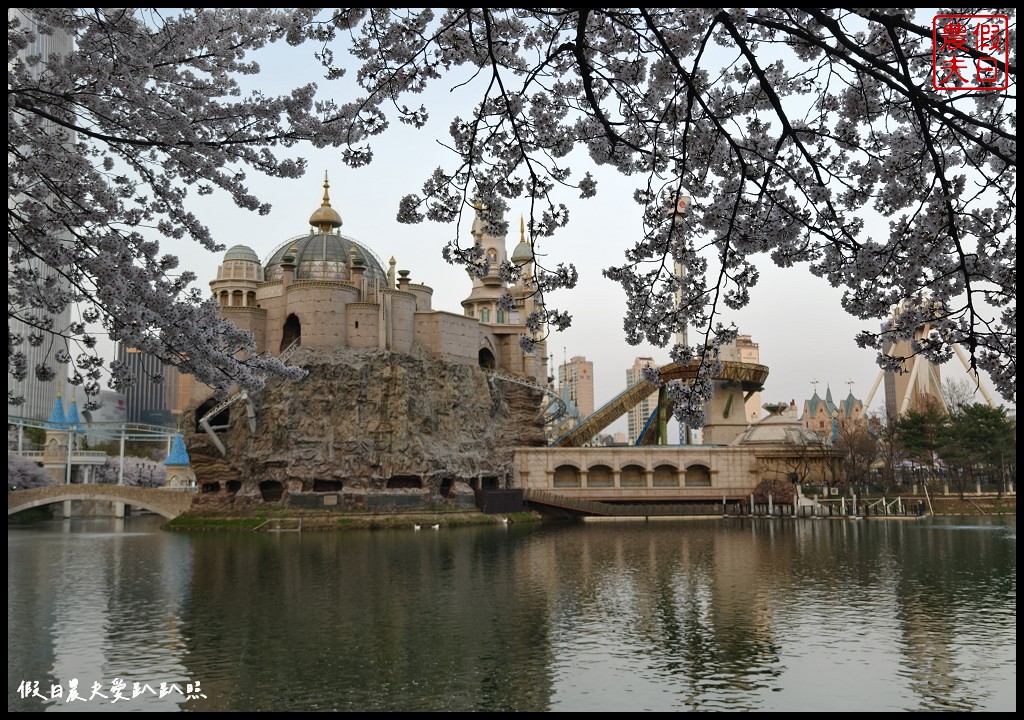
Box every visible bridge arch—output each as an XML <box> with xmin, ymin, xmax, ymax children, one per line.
<box><xmin>8</xmin><ymin>486</ymin><xmax>194</xmax><ymax>519</ymax></box>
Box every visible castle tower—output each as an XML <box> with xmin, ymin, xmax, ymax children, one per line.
<box><xmin>210</xmin><ymin>245</ymin><xmax>264</xmax><ymax>309</ymax></box>
<box><xmin>461</xmin><ymin>202</ymin><xmax>511</xmax><ymax>325</ymax></box>
<box><xmin>508</xmin><ymin>216</ymin><xmax>549</xmax><ymax>384</ymax></box>
<box><xmin>42</xmin><ymin>392</ymin><xmax>81</xmax><ymax>484</ymax></box>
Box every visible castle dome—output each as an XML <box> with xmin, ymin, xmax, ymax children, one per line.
<box><xmin>263</xmin><ymin>173</ymin><xmax>388</xmax><ymax>284</ymax></box>
<box><xmin>263</xmin><ymin>233</ymin><xmax>388</xmax><ymax>285</ymax></box>
<box><xmin>730</xmin><ymin>403</ymin><xmax>820</xmax><ymax>446</ymax></box>
<box><xmin>511</xmin><ymin>215</ymin><xmax>533</xmax><ymax>265</ymax></box>
<box><xmin>223</xmin><ymin>244</ymin><xmax>261</xmax><ymax>263</ymax></box>
<box><xmin>511</xmin><ymin>239</ymin><xmax>533</xmax><ymax>265</ymax></box>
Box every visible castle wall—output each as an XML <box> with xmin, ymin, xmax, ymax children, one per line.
<box><xmin>255</xmin><ymin>281</ymin><xmax>285</xmax><ymax>353</ymax></box>
<box><xmin>490</xmin><ymin>328</ymin><xmax>528</xmax><ymax>378</ymax></box>
<box><xmin>284</xmin><ymin>282</ymin><xmax>360</xmax><ymax>349</ymax></box>
<box><xmin>408</xmin><ymin>284</ymin><xmax>432</xmax><ymax>311</ymax></box>
<box><xmin>220</xmin><ymin>307</ymin><xmax>267</xmax><ymax>353</ymax></box>
<box><xmin>388</xmin><ymin>291</ymin><xmax>417</xmax><ymax>354</ymax></box>
<box><xmin>414</xmin><ymin>312</ymin><xmax>482</xmax><ymax>366</ymax></box>
<box><xmin>347</xmin><ymin>303</ymin><xmax>381</xmax><ymax>349</ymax></box>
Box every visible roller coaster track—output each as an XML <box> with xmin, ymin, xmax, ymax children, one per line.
<box><xmin>199</xmin><ymin>338</ymin><xmax>303</xmax><ymax>456</ymax></box>
<box><xmin>551</xmin><ymin>360</ymin><xmax>769</xmax><ymax>448</ymax></box>
<box><xmin>483</xmin><ymin>370</ymin><xmax>567</xmax><ymax>422</ymax></box>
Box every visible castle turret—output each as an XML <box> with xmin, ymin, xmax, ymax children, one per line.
<box><xmin>164</xmin><ymin>433</ymin><xmax>195</xmax><ymax>489</ymax></box>
<box><xmin>462</xmin><ymin>202</ymin><xmax>511</xmax><ymax>324</ymax></box>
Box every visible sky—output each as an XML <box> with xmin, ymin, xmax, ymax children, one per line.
<box><xmin>156</xmin><ymin>15</ymin><xmax>1005</xmax><ymax>435</ymax></box>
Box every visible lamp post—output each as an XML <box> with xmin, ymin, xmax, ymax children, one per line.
<box><xmin>65</xmin><ymin>424</ymin><xmax>74</xmax><ymax>485</ymax></box>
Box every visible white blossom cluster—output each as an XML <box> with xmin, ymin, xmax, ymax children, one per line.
<box><xmin>8</xmin><ymin>9</ymin><xmax>367</xmax><ymax>406</ymax></box>
<box><xmin>7</xmin><ymin>453</ymin><xmax>54</xmax><ymax>490</ymax></box>
<box><xmin>8</xmin><ymin>9</ymin><xmax>1015</xmax><ymax>425</ymax></box>
<box><xmin>308</xmin><ymin>8</ymin><xmax>1015</xmax><ymax>422</ymax></box>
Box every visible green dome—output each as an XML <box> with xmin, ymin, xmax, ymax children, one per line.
<box><xmin>263</xmin><ymin>233</ymin><xmax>387</xmax><ymax>284</ymax></box>
<box><xmin>223</xmin><ymin>244</ymin><xmax>261</xmax><ymax>263</ymax></box>
<box><xmin>511</xmin><ymin>238</ymin><xmax>533</xmax><ymax>265</ymax></box>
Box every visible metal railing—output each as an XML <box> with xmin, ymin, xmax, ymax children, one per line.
<box><xmin>483</xmin><ymin>370</ymin><xmax>567</xmax><ymax>422</ymax></box>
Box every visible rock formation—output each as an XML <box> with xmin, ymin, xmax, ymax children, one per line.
<box><xmin>184</xmin><ymin>346</ymin><xmax>546</xmax><ymax>507</ymax></box>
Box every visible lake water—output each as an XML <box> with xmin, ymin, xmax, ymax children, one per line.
<box><xmin>8</xmin><ymin>514</ymin><xmax>1016</xmax><ymax>712</ymax></box>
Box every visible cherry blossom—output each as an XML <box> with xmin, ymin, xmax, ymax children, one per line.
<box><xmin>9</xmin><ymin>9</ymin><xmax>1015</xmax><ymax>428</ymax></box>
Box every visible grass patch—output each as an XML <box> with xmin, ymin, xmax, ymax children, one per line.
<box><xmin>505</xmin><ymin>511</ymin><xmax>542</xmax><ymax>524</ymax></box>
<box><xmin>163</xmin><ymin>515</ymin><xmax>265</xmax><ymax>531</ymax></box>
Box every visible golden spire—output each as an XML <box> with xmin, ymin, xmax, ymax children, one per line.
<box><xmin>520</xmin><ymin>214</ymin><xmax>525</xmax><ymax>242</ymax></box>
<box><xmin>309</xmin><ymin>171</ymin><xmax>342</xmax><ymax>230</ymax></box>
<box><xmin>321</xmin><ymin>171</ymin><xmax>331</xmax><ymax>207</ymax></box>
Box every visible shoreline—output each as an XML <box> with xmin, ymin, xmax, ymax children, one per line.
<box><xmin>162</xmin><ymin>495</ymin><xmax>1015</xmax><ymax>532</ymax></box>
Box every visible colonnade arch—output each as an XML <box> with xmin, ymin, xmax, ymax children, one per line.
<box><xmin>586</xmin><ymin>465</ymin><xmax>613</xmax><ymax>488</ymax></box>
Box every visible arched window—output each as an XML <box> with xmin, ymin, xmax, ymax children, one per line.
<box><xmin>587</xmin><ymin>465</ymin><xmax>613</xmax><ymax>488</ymax></box>
<box><xmin>620</xmin><ymin>464</ymin><xmax>646</xmax><ymax>487</ymax></box>
<box><xmin>496</xmin><ymin>310</ymin><xmax>505</xmax><ymax>324</ymax></box>
<box><xmin>481</xmin><ymin>308</ymin><xmax>490</xmax><ymax>323</ymax></box>
<box><xmin>553</xmin><ymin>465</ymin><xmax>581</xmax><ymax>488</ymax></box>
<box><xmin>684</xmin><ymin>465</ymin><xmax>712</xmax><ymax>487</ymax></box>
<box><xmin>653</xmin><ymin>464</ymin><xmax>679</xmax><ymax>487</ymax></box>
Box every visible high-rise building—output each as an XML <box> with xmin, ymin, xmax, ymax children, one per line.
<box><xmin>116</xmin><ymin>345</ymin><xmax>185</xmax><ymax>427</ymax></box>
<box><xmin>558</xmin><ymin>355</ymin><xmax>594</xmax><ymax>420</ymax></box>
<box><xmin>8</xmin><ymin>10</ymin><xmax>74</xmax><ymax>421</ymax></box>
<box><xmin>626</xmin><ymin>357</ymin><xmax>657</xmax><ymax>444</ymax></box>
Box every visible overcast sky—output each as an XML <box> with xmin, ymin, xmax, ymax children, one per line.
<box><xmin>162</xmin><ymin>19</ymin><xmax>1005</xmax><ymax>435</ymax></box>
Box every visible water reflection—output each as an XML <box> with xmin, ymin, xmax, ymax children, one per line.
<box><xmin>9</xmin><ymin>516</ymin><xmax>194</xmax><ymax>712</ymax></box>
<box><xmin>8</xmin><ymin>515</ymin><xmax>1016</xmax><ymax>712</ymax></box>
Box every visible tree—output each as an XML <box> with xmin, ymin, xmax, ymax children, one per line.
<box><xmin>810</xmin><ymin>429</ymin><xmax>845</xmax><ymax>488</ymax></box>
<box><xmin>9</xmin><ymin>8</ymin><xmax>322</xmax><ymax>407</ymax></box>
<box><xmin>7</xmin><ymin>453</ymin><xmax>54</xmax><ymax>490</ymax></box>
<box><xmin>939</xmin><ymin>402</ymin><xmax>1015</xmax><ymax>498</ymax></box>
<box><xmin>835</xmin><ymin>421</ymin><xmax>879</xmax><ymax>489</ymax></box>
<box><xmin>868</xmin><ymin>410</ymin><xmax>905</xmax><ymax>494</ymax></box>
<box><xmin>895</xmin><ymin>398</ymin><xmax>947</xmax><ymax>486</ymax></box>
<box><xmin>9</xmin><ymin>9</ymin><xmax>1016</xmax><ymax>425</ymax></box>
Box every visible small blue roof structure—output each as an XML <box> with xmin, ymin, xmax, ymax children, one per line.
<box><xmin>46</xmin><ymin>394</ymin><xmax>67</xmax><ymax>429</ymax></box>
<box><xmin>164</xmin><ymin>434</ymin><xmax>191</xmax><ymax>466</ymax></box>
<box><xmin>65</xmin><ymin>397</ymin><xmax>80</xmax><ymax>425</ymax></box>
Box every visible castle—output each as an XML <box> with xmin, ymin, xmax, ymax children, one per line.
<box><xmin>208</xmin><ymin>174</ymin><xmax>548</xmax><ymax>386</ymax></box>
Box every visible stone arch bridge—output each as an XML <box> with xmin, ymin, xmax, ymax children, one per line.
<box><xmin>8</xmin><ymin>485</ymin><xmax>194</xmax><ymax>520</ymax></box>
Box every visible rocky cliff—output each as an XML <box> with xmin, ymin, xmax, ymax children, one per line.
<box><xmin>184</xmin><ymin>346</ymin><xmax>547</xmax><ymax>506</ymax></box>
